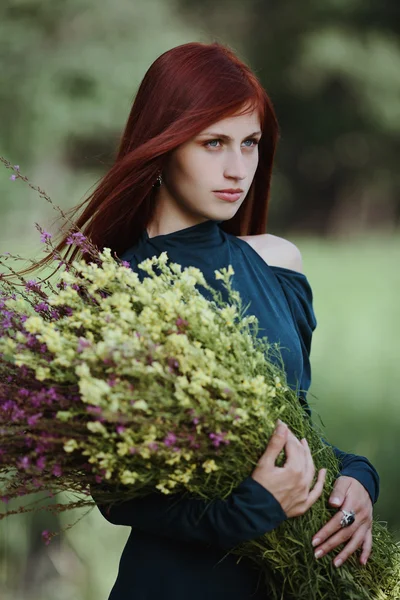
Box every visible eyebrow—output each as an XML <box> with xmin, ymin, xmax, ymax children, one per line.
<box><xmin>198</xmin><ymin>130</ymin><xmax>262</xmax><ymax>140</ymax></box>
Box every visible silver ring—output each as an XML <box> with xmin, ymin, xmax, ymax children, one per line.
<box><xmin>340</xmin><ymin>509</ymin><xmax>356</xmax><ymax>528</ymax></box>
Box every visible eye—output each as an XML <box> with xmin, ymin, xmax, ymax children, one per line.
<box><xmin>243</xmin><ymin>138</ymin><xmax>259</xmax><ymax>148</ymax></box>
<box><xmin>204</xmin><ymin>139</ymin><xmax>222</xmax><ymax>148</ymax></box>
<box><xmin>203</xmin><ymin>138</ymin><xmax>260</xmax><ymax>149</ymax></box>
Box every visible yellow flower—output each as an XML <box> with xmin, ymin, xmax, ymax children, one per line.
<box><xmin>36</xmin><ymin>367</ymin><xmax>50</xmax><ymax>381</ymax></box>
<box><xmin>202</xmin><ymin>459</ymin><xmax>219</xmax><ymax>473</ymax></box>
<box><xmin>64</xmin><ymin>439</ymin><xmax>79</xmax><ymax>453</ymax></box>
<box><xmin>1</xmin><ymin>338</ymin><xmax>17</xmax><ymax>353</ymax></box>
<box><xmin>139</xmin><ymin>447</ymin><xmax>151</xmax><ymax>459</ymax></box>
<box><xmin>78</xmin><ymin>376</ymin><xmax>111</xmax><ymax>406</ymax></box>
<box><xmin>120</xmin><ymin>470</ymin><xmax>139</xmax><ymax>485</ymax></box>
<box><xmin>166</xmin><ymin>453</ymin><xmax>181</xmax><ymax>465</ymax></box>
<box><xmin>24</xmin><ymin>316</ymin><xmax>44</xmax><ymax>334</ymax></box>
<box><xmin>56</xmin><ymin>411</ymin><xmax>72</xmax><ymax>422</ymax></box>
<box><xmin>133</xmin><ymin>399</ymin><xmax>149</xmax><ymax>411</ymax></box>
<box><xmin>87</xmin><ymin>421</ymin><xmax>108</xmax><ymax>435</ymax></box>
<box><xmin>117</xmin><ymin>442</ymin><xmax>129</xmax><ymax>456</ymax></box>
<box><xmin>156</xmin><ymin>482</ymin><xmax>172</xmax><ymax>494</ymax></box>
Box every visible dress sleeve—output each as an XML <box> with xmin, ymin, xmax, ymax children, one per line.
<box><xmin>91</xmin><ymin>476</ymin><xmax>287</xmax><ymax>550</ymax></box>
<box><xmin>271</xmin><ymin>266</ymin><xmax>380</xmax><ymax>505</ymax></box>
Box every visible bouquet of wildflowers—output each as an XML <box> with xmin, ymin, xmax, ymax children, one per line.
<box><xmin>1</xmin><ymin>159</ymin><xmax>399</xmax><ymax>600</ymax></box>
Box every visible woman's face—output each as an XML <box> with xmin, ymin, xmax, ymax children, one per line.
<box><xmin>159</xmin><ymin>106</ymin><xmax>262</xmax><ymax>225</ymax></box>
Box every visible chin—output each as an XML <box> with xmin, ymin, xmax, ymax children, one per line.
<box><xmin>218</xmin><ymin>202</ymin><xmax>242</xmax><ymax>217</ymax></box>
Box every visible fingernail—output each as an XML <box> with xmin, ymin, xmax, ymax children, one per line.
<box><xmin>334</xmin><ymin>559</ymin><xmax>343</xmax><ymax>568</ymax></box>
<box><xmin>314</xmin><ymin>549</ymin><xmax>323</xmax><ymax>559</ymax></box>
<box><xmin>312</xmin><ymin>538</ymin><xmax>321</xmax><ymax>547</ymax></box>
<box><xmin>330</xmin><ymin>497</ymin><xmax>341</xmax><ymax>506</ymax></box>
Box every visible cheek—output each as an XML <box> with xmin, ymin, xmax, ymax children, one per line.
<box><xmin>248</xmin><ymin>153</ymin><xmax>259</xmax><ymax>182</ymax></box>
<box><xmin>178</xmin><ymin>152</ymin><xmax>216</xmax><ymax>188</ymax></box>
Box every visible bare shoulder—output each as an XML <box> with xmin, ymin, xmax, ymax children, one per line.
<box><xmin>237</xmin><ymin>233</ymin><xmax>304</xmax><ymax>273</ymax></box>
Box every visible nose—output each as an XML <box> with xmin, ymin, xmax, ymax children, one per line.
<box><xmin>223</xmin><ymin>149</ymin><xmax>247</xmax><ymax>182</ymax></box>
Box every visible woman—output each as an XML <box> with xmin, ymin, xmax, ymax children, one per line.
<box><xmin>30</xmin><ymin>41</ymin><xmax>379</xmax><ymax>599</ymax></box>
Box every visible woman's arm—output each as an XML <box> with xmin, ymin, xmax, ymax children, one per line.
<box><xmin>91</xmin><ymin>475</ymin><xmax>287</xmax><ymax>551</ymax></box>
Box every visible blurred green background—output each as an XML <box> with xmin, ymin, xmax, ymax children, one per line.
<box><xmin>1</xmin><ymin>0</ymin><xmax>399</xmax><ymax>598</ymax></box>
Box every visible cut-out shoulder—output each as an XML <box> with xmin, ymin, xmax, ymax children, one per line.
<box><xmin>237</xmin><ymin>233</ymin><xmax>304</xmax><ymax>274</ymax></box>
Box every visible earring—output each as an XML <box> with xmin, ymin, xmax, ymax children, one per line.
<box><xmin>153</xmin><ymin>173</ymin><xmax>162</xmax><ymax>188</ymax></box>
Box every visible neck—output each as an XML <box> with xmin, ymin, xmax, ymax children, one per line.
<box><xmin>146</xmin><ymin>216</ymin><xmax>212</xmax><ymax>240</ymax></box>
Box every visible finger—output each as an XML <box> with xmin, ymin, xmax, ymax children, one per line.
<box><xmin>359</xmin><ymin>527</ymin><xmax>373</xmax><ymax>565</ymax></box>
<box><xmin>301</xmin><ymin>438</ymin><xmax>315</xmax><ymax>488</ymax></box>
<box><xmin>312</xmin><ymin>507</ymin><xmax>355</xmax><ymax>548</ymax></box>
<box><xmin>283</xmin><ymin>428</ymin><xmax>305</xmax><ymax>468</ymax></box>
<box><xmin>314</xmin><ymin>520</ymin><xmax>365</xmax><ymax>561</ymax></box>
<box><xmin>262</xmin><ymin>422</ymin><xmax>288</xmax><ymax>467</ymax></box>
<box><xmin>304</xmin><ymin>467</ymin><xmax>326</xmax><ymax>510</ymax></box>
<box><xmin>332</xmin><ymin>528</ymin><xmax>367</xmax><ymax>568</ymax></box>
<box><xmin>329</xmin><ymin>476</ymin><xmax>352</xmax><ymax>508</ymax></box>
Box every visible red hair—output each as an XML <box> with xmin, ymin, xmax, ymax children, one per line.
<box><xmin>16</xmin><ymin>41</ymin><xmax>279</xmax><ymax>278</ymax></box>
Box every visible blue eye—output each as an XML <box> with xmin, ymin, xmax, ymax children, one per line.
<box><xmin>204</xmin><ymin>138</ymin><xmax>259</xmax><ymax>149</ymax></box>
<box><xmin>205</xmin><ymin>139</ymin><xmax>221</xmax><ymax>148</ymax></box>
<box><xmin>243</xmin><ymin>138</ymin><xmax>259</xmax><ymax>147</ymax></box>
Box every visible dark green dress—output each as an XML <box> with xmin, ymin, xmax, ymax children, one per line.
<box><xmin>94</xmin><ymin>219</ymin><xmax>379</xmax><ymax>600</ymax></box>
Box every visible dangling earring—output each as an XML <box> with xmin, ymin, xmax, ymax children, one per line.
<box><xmin>153</xmin><ymin>173</ymin><xmax>162</xmax><ymax>188</ymax></box>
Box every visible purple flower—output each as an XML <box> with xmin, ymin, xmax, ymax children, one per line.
<box><xmin>176</xmin><ymin>317</ymin><xmax>189</xmax><ymax>328</ymax></box>
<box><xmin>25</xmin><ymin>279</ymin><xmax>42</xmax><ymax>293</ymax></box>
<box><xmin>86</xmin><ymin>405</ymin><xmax>102</xmax><ymax>415</ymax></box>
<box><xmin>41</xmin><ymin>530</ymin><xmax>52</xmax><ymax>546</ymax></box>
<box><xmin>121</xmin><ymin>260</ymin><xmax>130</xmax><ymax>268</ymax></box>
<box><xmin>77</xmin><ymin>338</ymin><xmax>91</xmax><ymax>353</ymax></box>
<box><xmin>40</xmin><ymin>230</ymin><xmax>52</xmax><ymax>243</ymax></box>
<box><xmin>163</xmin><ymin>432</ymin><xmax>177</xmax><ymax>447</ymax></box>
<box><xmin>148</xmin><ymin>442</ymin><xmax>159</xmax><ymax>451</ymax></box>
<box><xmin>66</xmin><ymin>231</ymin><xmax>90</xmax><ymax>251</ymax></box>
<box><xmin>116</xmin><ymin>425</ymin><xmax>126</xmax><ymax>435</ymax></box>
<box><xmin>209</xmin><ymin>432</ymin><xmax>230</xmax><ymax>448</ymax></box>
<box><xmin>27</xmin><ymin>412</ymin><xmax>42</xmax><ymax>426</ymax></box>
<box><xmin>36</xmin><ymin>456</ymin><xmax>46</xmax><ymax>470</ymax></box>
<box><xmin>34</xmin><ymin>302</ymin><xmax>49</xmax><ymax>313</ymax></box>
<box><xmin>167</xmin><ymin>357</ymin><xmax>180</xmax><ymax>372</ymax></box>
<box><xmin>18</xmin><ymin>456</ymin><xmax>30</xmax><ymax>469</ymax></box>
<box><xmin>9</xmin><ymin>174</ymin><xmax>16</xmax><ymax>181</ymax></box>
<box><xmin>53</xmin><ymin>464</ymin><xmax>62</xmax><ymax>477</ymax></box>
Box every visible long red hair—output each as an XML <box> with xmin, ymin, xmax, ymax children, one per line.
<box><xmin>14</xmin><ymin>41</ymin><xmax>279</xmax><ymax>278</ymax></box>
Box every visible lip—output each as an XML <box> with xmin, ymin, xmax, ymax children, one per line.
<box><xmin>214</xmin><ymin>188</ymin><xmax>243</xmax><ymax>193</ymax></box>
<box><xmin>213</xmin><ymin>191</ymin><xmax>242</xmax><ymax>203</ymax></box>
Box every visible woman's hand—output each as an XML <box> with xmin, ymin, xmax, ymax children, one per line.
<box><xmin>311</xmin><ymin>475</ymin><xmax>373</xmax><ymax>568</ymax></box>
<box><xmin>251</xmin><ymin>420</ymin><xmax>327</xmax><ymax>518</ymax></box>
